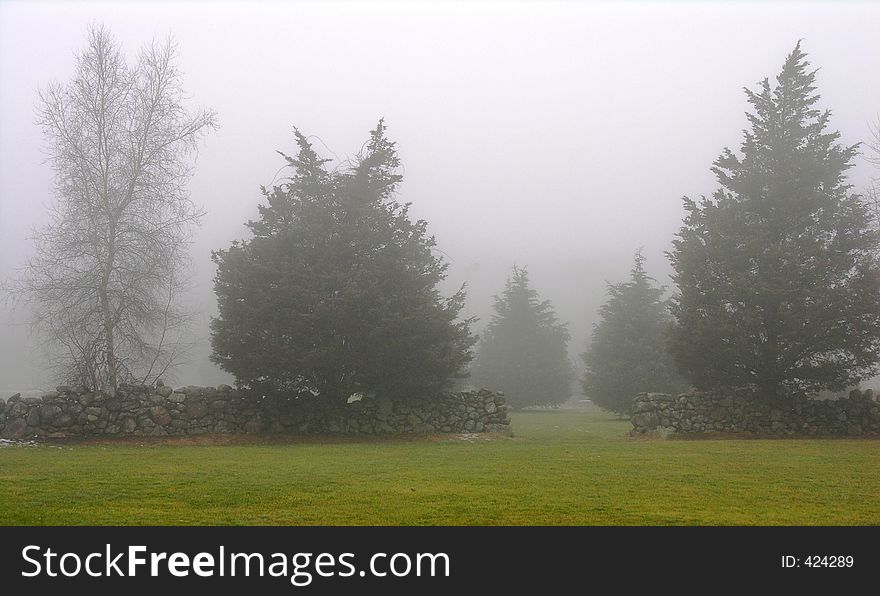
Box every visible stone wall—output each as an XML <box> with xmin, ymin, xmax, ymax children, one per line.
<box><xmin>0</xmin><ymin>385</ymin><xmax>511</xmax><ymax>440</ymax></box>
<box><xmin>631</xmin><ymin>389</ymin><xmax>880</xmax><ymax>436</ymax></box>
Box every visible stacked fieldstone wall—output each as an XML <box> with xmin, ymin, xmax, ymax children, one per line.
<box><xmin>0</xmin><ymin>385</ymin><xmax>511</xmax><ymax>440</ymax></box>
<box><xmin>631</xmin><ymin>388</ymin><xmax>880</xmax><ymax>436</ymax></box>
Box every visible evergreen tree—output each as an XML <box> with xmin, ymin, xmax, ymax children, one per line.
<box><xmin>669</xmin><ymin>43</ymin><xmax>880</xmax><ymax>402</ymax></box>
<box><xmin>582</xmin><ymin>252</ymin><xmax>687</xmax><ymax>416</ymax></box>
<box><xmin>210</xmin><ymin>121</ymin><xmax>476</xmax><ymax>402</ymax></box>
<box><xmin>470</xmin><ymin>266</ymin><xmax>574</xmax><ymax>409</ymax></box>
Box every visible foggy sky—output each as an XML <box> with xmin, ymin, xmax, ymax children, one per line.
<box><xmin>2</xmin><ymin>1</ymin><xmax>879</xmax><ymax>390</ymax></box>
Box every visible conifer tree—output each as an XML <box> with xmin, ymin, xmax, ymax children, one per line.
<box><xmin>211</xmin><ymin>121</ymin><xmax>475</xmax><ymax>401</ymax></box>
<box><xmin>669</xmin><ymin>43</ymin><xmax>880</xmax><ymax>401</ymax></box>
<box><xmin>470</xmin><ymin>267</ymin><xmax>573</xmax><ymax>409</ymax></box>
<box><xmin>582</xmin><ymin>252</ymin><xmax>687</xmax><ymax>416</ymax></box>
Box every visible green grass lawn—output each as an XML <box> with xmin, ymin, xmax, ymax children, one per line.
<box><xmin>1</xmin><ymin>406</ymin><xmax>878</xmax><ymax>525</ymax></box>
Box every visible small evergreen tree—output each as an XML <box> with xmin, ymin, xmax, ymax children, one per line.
<box><xmin>210</xmin><ymin>121</ymin><xmax>476</xmax><ymax>402</ymax></box>
<box><xmin>582</xmin><ymin>252</ymin><xmax>687</xmax><ymax>416</ymax></box>
<box><xmin>669</xmin><ymin>43</ymin><xmax>880</xmax><ymax>402</ymax></box>
<box><xmin>470</xmin><ymin>266</ymin><xmax>574</xmax><ymax>409</ymax></box>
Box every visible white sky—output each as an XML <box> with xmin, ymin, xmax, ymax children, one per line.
<box><xmin>2</xmin><ymin>1</ymin><xmax>879</xmax><ymax>389</ymax></box>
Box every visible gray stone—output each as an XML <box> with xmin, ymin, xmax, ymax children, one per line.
<box><xmin>243</xmin><ymin>418</ymin><xmax>263</xmax><ymax>433</ymax></box>
<box><xmin>214</xmin><ymin>420</ymin><xmax>233</xmax><ymax>433</ymax></box>
<box><xmin>0</xmin><ymin>384</ymin><xmax>526</xmax><ymax>439</ymax></box>
<box><xmin>157</xmin><ymin>385</ymin><xmax>173</xmax><ymax>398</ymax></box>
<box><xmin>6</xmin><ymin>417</ymin><xmax>27</xmax><ymax>439</ymax></box>
<box><xmin>631</xmin><ymin>411</ymin><xmax>659</xmax><ymax>431</ymax></box>
<box><xmin>7</xmin><ymin>393</ymin><xmax>21</xmax><ymax>403</ymax></box>
<box><xmin>376</xmin><ymin>395</ymin><xmax>393</xmax><ymax>416</ymax></box>
<box><xmin>710</xmin><ymin>407</ymin><xmax>729</xmax><ymax>420</ymax></box>
<box><xmin>9</xmin><ymin>402</ymin><xmax>28</xmax><ymax>417</ymax></box>
<box><xmin>632</xmin><ymin>400</ymin><xmax>654</xmax><ymax>414</ymax></box>
<box><xmin>149</xmin><ymin>406</ymin><xmax>172</xmax><ymax>426</ymax></box>
<box><xmin>630</xmin><ymin>388</ymin><xmax>880</xmax><ymax>436</ymax></box>
<box><xmin>103</xmin><ymin>399</ymin><xmax>122</xmax><ymax>413</ymax></box>
<box><xmin>186</xmin><ymin>401</ymin><xmax>208</xmax><ymax>419</ymax></box>
<box><xmin>217</xmin><ymin>384</ymin><xmax>233</xmax><ymax>393</ymax></box>
<box><xmin>26</xmin><ymin>408</ymin><xmax>41</xmax><ymax>427</ymax></box>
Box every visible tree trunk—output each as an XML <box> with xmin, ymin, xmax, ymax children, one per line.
<box><xmin>100</xmin><ymin>219</ymin><xmax>118</xmax><ymax>391</ymax></box>
<box><xmin>99</xmin><ymin>284</ymin><xmax>117</xmax><ymax>391</ymax></box>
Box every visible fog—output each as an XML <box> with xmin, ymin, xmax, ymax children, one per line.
<box><xmin>2</xmin><ymin>1</ymin><xmax>879</xmax><ymax>391</ymax></box>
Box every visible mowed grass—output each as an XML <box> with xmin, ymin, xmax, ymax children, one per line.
<box><xmin>1</xmin><ymin>407</ymin><xmax>878</xmax><ymax>525</ymax></box>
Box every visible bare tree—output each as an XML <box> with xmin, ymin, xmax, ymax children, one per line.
<box><xmin>867</xmin><ymin>116</ymin><xmax>880</xmax><ymax>228</ymax></box>
<box><xmin>9</xmin><ymin>25</ymin><xmax>216</xmax><ymax>390</ymax></box>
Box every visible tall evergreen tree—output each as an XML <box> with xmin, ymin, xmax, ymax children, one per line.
<box><xmin>669</xmin><ymin>43</ymin><xmax>880</xmax><ymax>402</ymax></box>
<box><xmin>211</xmin><ymin>121</ymin><xmax>476</xmax><ymax>402</ymax></box>
<box><xmin>470</xmin><ymin>266</ymin><xmax>574</xmax><ymax>409</ymax></box>
<box><xmin>582</xmin><ymin>252</ymin><xmax>687</xmax><ymax>416</ymax></box>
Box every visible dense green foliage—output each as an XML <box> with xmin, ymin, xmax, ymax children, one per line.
<box><xmin>582</xmin><ymin>252</ymin><xmax>687</xmax><ymax>416</ymax></box>
<box><xmin>211</xmin><ymin>122</ymin><xmax>475</xmax><ymax>401</ymax></box>
<box><xmin>470</xmin><ymin>267</ymin><xmax>574</xmax><ymax>409</ymax></box>
<box><xmin>669</xmin><ymin>43</ymin><xmax>880</xmax><ymax>401</ymax></box>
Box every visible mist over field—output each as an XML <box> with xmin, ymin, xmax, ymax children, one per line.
<box><xmin>2</xmin><ymin>1</ymin><xmax>879</xmax><ymax>393</ymax></box>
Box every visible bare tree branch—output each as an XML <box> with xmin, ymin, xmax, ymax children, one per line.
<box><xmin>7</xmin><ymin>24</ymin><xmax>217</xmax><ymax>391</ymax></box>
<box><xmin>866</xmin><ymin>115</ymin><xmax>880</xmax><ymax>230</ymax></box>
